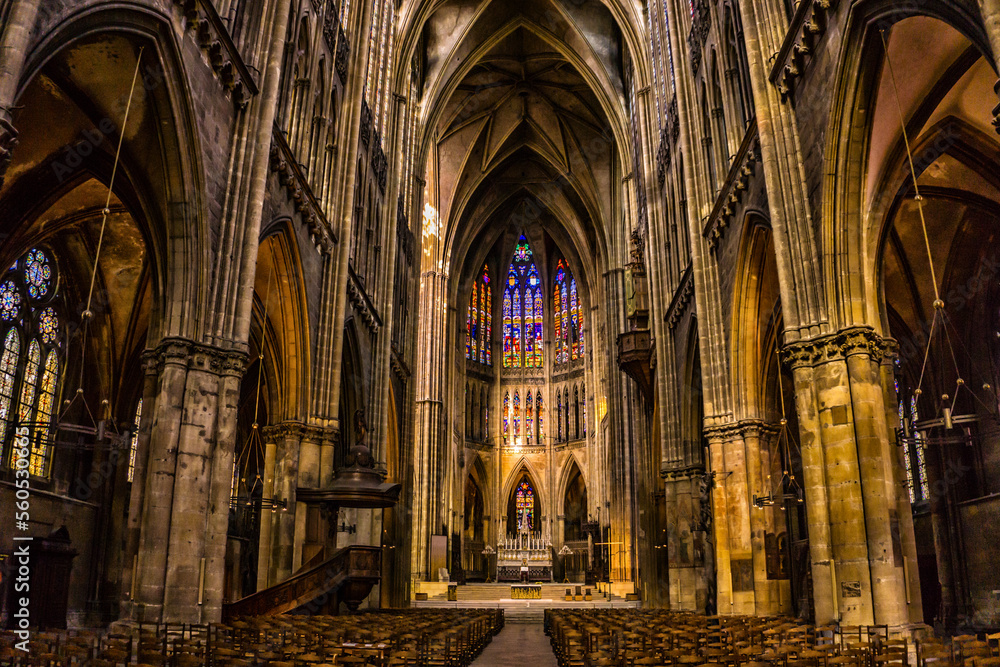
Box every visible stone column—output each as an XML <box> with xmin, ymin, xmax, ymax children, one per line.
<box><xmin>740</xmin><ymin>421</ymin><xmax>782</xmax><ymax>615</ymax></box>
<box><xmin>270</xmin><ymin>423</ymin><xmax>302</xmax><ymax>583</ymax></box>
<box><xmin>782</xmin><ymin>327</ymin><xmax>918</xmax><ymax>628</ymax></box>
<box><xmin>120</xmin><ymin>350</ymin><xmax>160</xmax><ymax>611</ymax></box>
<box><xmin>127</xmin><ymin>338</ymin><xmax>247</xmax><ymax>624</ymax></box>
<box><xmin>0</xmin><ymin>0</ymin><xmax>40</xmax><ymax>185</ymax></box>
<box><xmin>256</xmin><ymin>432</ymin><xmax>278</xmax><ymax>591</ymax></box>
<box><xmin>706</xmin><ymin>429</ymin><xmax>734</xmax><ymax>612</ymax></box>
<box><xmin>663</xmin><ymin>469</ymin><xmax>710</xmax><ymax>612</ymax></box>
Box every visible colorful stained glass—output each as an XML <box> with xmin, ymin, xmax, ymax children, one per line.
<box><xmin>533</xmin><ymin>290</ymin><xmax>543</xmax><ymax>367</ymax></box>
<box><xmin>466</xmin><ymin>295</ymin><xmax>473</xmax><ymax>359</ymax></box>
<box><xmin>484</xmin><ymin>282</ymin><xmax>492</xmax><ymax>365</ymax></box>
<box><xmin>0</xmin><ymin>328</ymin><xmax>19</xmax><ymax>461</ymax></box>
<box><xmin>24</xmin><ymin>249</ymin><xmax>52</xmax><ymax>300</ymax></box>
<box><xmin>513</xmin><ymin>391</ymin><xmax>521</xmax><ymax>443</ymax></box>
<box><xmin>557</xmin><ymin>393</ymin><xmax>563</xmax><ymax>441</ymax></box>
<box><xmin>916</xmin><ymin>438</ymin><xmax>929</xmax><ymax>500</ymax></box>
<box><xmin>17</xmin><ymin>340</ymin><xmax>40</xmax><ymax>425</ymax></box>
<box><xmin>514</xmin><ymin>236</ymin><xmax>532</xmax><ymax>262</ymax></box>
<box><xmin>512</xmin><ymin>290</ymin><xmax>522</xmax><ymax>368</ymax></box>
<box><xmin>582</xmin><ymin>385</ymin><xmax>586</xmax><ymax>436</ymax></box>
<box><xmin>470</xmin><ymin>282</ymin><xmax>478</xmax><ymax>361</ymax></box>
<box><xmin>128</xmin><ymin>398</ymin><xmax>143</xmax><ymax>483</ymax></box>
<box><xmin>39</xmin><ymin>308</ymin><xmax>58</xmax><ymax>345</ymax></box>
<box><xmin>478</xmin><ymin>270</ymin><xmax>488</xmax><ymax>364</ymax></box>
<box><xmin>503</xmin><ymin>286</ymin><xmax>512</xmax><ymax>366</ymax></box>
<box><xmin>560</xmin><ymin>282</ymin><xmax>569</xmax><ymax>363</ymax></box>
<box><xmin>0</xmin><ymin>280</ymin><xmax>20</xmax><ymax>321</ymax></box>
<box><xmin>570</xmin><ymin>277</ymin><xmax>580</xmax><ymax>359</ymax></box>
<box><xmin>903</xmin><ymin>435</ymin><xmax>915</xmax><ymax>503</ymax></box>
<box><xmin>502</xmin><ymin>238</ymin><xmax>541</xmax><ymax>369</ymax></box>
<box><xmin>503</xmin><ymin>392</ymin><xmax>510</xmax><ymax>441</ymax></box>
<box><xmin>536</xmin><ymin>391</ymin><xmax>543</xmax><ymax>443</ymax></box>
<box><xmin>523</xmin><ymin>288</ymin><xmax>534</xmax><ymax>366</ymax></box>
<box><xmin>526</xmin><ymin>392</ymin><xmax>534</xmax><ymax>445</ymax></box>
<box><xmin>515</xmin><ymin>480</ymin><xmax>534</xmax><ymax>531</ymax></box>
<box><xmin>29</xmin><ymin>350</ymin><xmax>58</xmax><ymax>477</ymax></box>
<box><xmin>554</xmin><ymin>271</ymin><xmax>563</xmax><ymax>362</ymax></box>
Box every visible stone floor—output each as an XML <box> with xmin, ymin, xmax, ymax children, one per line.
<box><xmin>472</xmin><ymin>621</ymin><xmax>559</xmax><ymax>666</ymax></box>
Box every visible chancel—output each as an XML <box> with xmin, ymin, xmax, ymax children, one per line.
<box><xmin>2</xmin><ymin>0</ymin><xmax>1000</xmax><ymax>663</ymax></box>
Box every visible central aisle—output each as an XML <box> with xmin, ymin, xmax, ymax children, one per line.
<box><xmin>473</xmin><ymin>621</ymin><xmax>559</xmax><ymax>667</ymax></box>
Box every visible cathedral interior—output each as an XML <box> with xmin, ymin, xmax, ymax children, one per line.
<box><xmin>2</xmin><ymin>0</ymin><xmax>1000</xmax><ymax>651</ymax></box>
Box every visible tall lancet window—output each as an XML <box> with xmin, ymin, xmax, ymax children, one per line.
<box><xmin>526</xmin><ymin>392</ymin><xmax>534</xmax><ymax>445</ymax></box>
<box><xmin>536</xmin><ymin>391</ymin><xmax>543</xmax><ymax>444</ymax></box>
<box><xmin>466</xmin><ymin>264</ymin><xmax>492</xmax><ymax>365</ymax></box>
<box><xmin>502</xmin><ymin>236</ymin><xmax>543</xmax><ymax>368</ymax></box>
<box><xmin>554</xmin><ymin>260</ymin><xmax>584</xmax><ymax>364</ymax></box>
<box><xmin>503</xmin><ymin>391</ymin><xmax>510</xmax><ymax>441</ymax></box>
<box><xmin>0</xmin><ymin>249</ymin><xmax>62</xmax><ymax>478</ymax></box>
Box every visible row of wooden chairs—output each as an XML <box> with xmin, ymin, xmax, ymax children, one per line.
<box><xmin>0</xmin><ymin>609</ymin><xmax>504</xmax><ymax>667</ymax></box>
<box><xmin>544</xmin><ymin>610</ymin><xmax>1000</xmax><ymax>667</ymax></box>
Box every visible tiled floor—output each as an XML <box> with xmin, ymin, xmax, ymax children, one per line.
<box><xmin>472</xmin><ymin>622</ymin><xmax>559</xmax><ymax>666</ymax></box>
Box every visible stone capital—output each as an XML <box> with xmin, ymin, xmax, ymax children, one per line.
<box><xmin>144</xmin><ymin>336</ymin><xmax>250</xmax><ymax>377</ymax></box>
<box><xmin>736</xmin><ymin>419</ymin><xmax>779</xmax><ymax>440</ymax></box>
<box><xmin>261</xmin><ymin>420</ymin><xmax>337</xmax><ymax>444</ymax></box>
<box><xmin>661</xmin><ymin>464</ymin><xmax>706</xmax><ymax>481</ymax></box>
<box><xmin>780</xmin><ymin>326</ymin><xmax>892</xmax><ymax>370</ymax></box>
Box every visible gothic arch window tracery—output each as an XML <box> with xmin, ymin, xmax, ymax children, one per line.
<box><xmin>466</xmin><ymin>265</ymin><xmax>492</xmax><ymax>365</ymax></box>
<box><xmin>515</xmin><ymin>480</ymin><xmax>534</xmax><ymax>532</ymax></box>
<box><xmin>502</xmin><ymin>236</ymin><xmax>542</xmax><ymax>369</ymax></box>
<box><xmin>0</xmin><ymin>249</ymin><xmax>62</xmax><ymax>478</ymax></box>
<box><xmin>554</xmin><ymin>260</ymin><xmax>584</xmax><ymax>365</ymax></box>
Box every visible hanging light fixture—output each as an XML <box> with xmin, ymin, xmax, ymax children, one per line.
<box><xmin>878</xmin><ymin>29</ymin><xmax>1000</xmax><ymax>459</ymax></box>
<box><xmin>753</xmin><ymin>346</ymin><xmax>804</xmax><ymax>511</ymax></box>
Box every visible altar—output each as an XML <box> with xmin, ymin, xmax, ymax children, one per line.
<box><xmin>510</xmin><ymin>584</ymin><xmax>541</xmax><ymax>599</ymax></box>
<box><xmin>496</xmin><ymin>532</ymin><xmax>553</xmax><ymax>582</ymax></box>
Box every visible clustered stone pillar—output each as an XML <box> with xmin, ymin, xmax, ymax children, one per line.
<box><xmin>124</xmin><ymin>338</ymin><xmax>247</xmax><ymax>624</ymax></box>
<box><xmin>705</xmin><ymin>421</ymin><xmax>787</xmax><ymax>616</ymax></box>
<box><xmin>662</xmin><ymin>469</ymin><xmax>712</xmax><ymax>612</ymax></box>
<box><xmin>782</xmin><ymin>327</ymin><xmax>921</xmax><ymax>628</ymax></box>
<box><xmin>0</xmin><ymin>0</ymin><xmax>41</xmax><ymax>185</ymax></box>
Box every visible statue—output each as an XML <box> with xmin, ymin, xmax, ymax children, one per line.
<box><xmin>345</xmin><ymin>409</ymin><xmax>374</xmax><ymax>468</ymax></box>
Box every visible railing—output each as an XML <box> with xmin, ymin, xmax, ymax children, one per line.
<box><xmin>222</xmin><ymin>545</ymin><xmax>381</xmax><ymax>620</ymax></box>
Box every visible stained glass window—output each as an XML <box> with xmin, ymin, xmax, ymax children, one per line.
<box><xmin>557</xmin><ymin>392</ymin><xmax>563</xmax><ymax>441</ymax></box>
<box><xmin>554</xmin><ymin>260</ymin><xmax>584</xmax><ymax>365</ymax></box>
<box><xmin>526</xmin><ymin>391</ymin><xmax>533</xmax><ymax>445</ymax></box>
<box><xmin>24</xmin><ymin>249</ymin><xmax>53</xmax><ymax>300</ymax></box>
<box><xmin>128</xmin><ymin>398</ymin><xmax>143</xmax><ymax>483</ymax></box>
<box><xmin>1</xmin><ymin>249</ymin><xmax>62</xmax><ymax>477</ymax></box>
<box><xmin>1</xmin><ymin>280</ymin><xmax>20</xmax><ymax>321</ymax></box>
<box><xmin>466</xmin><ymin>266</ymin><xmax>492</xmax><ymax>365</ymax></box>
<box><xmin>536</xmin><ymin>391</ymin><xmax>543</xmax><ymax>443</ymax></box>
<box><xmin>17</xmin><ymin>341</ymin><xmax>40</xmax><ymax>427</ymax></box>
<box><xmin>466</xmin><ymin>287</ymin><xmax>473</xmax><ymax>359</ymax></box>
<box><xmin>39</xmin><ymin>308</ymin><xmax>58</xmax><ymax>346</ymax></box>
<box><xmin>501</xmin><ymin>236</ymin><xmax>542</xmax><ymax>368</ymax></box>
<box><xmin>581</xmin><ymin>385</ymin><xmax>586</xmax><ymax>436</ymax></box>
<box><xmin>503</xmin><ymin>284</ymin><xmax>512</xmax><ymax>366</ymax></box>
<box><xmin>479</xmin><ymin>280</ymin><xmax>493</xmax><ymax>366</ymax></box>
<box><xmin>0</xmin><ymin>329</ymin><xmax>19</xmax><ymax>462</ymax></box>
<box><xmin>503</xmin><ymin>392</ymin><xmax>510</xmax><ymax>441</ymax></box>
<box><xmin>512</xmin><ymin>290</ymin><xmax>521</xmax><ymax>368</ymax></box>
<box><xmin>515</xmin><ymin>480</ymin><xmax>534</xmax><ymax>532</ymax></box>
<box><xmin>513</xmin><ymin>390</ymin><xmax>520</xmax><ymax>443</ymax></box>
<box><xmin>570</xmin><ymin>277</ymin><xmax>580</xmax><ymax>359</ymax></box>
<box><xmin>27</xmin><ymin>351</ymin><xmax>58</xmax><ymax>477</ymax></box>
